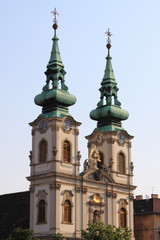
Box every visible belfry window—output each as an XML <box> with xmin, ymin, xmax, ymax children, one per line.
<box><xmin>118</xmin><ymin>152</ymin><xmax>125</xmax><ymax>174</ymax></box>
<box><xmin>63</xmin><ymin>140</ymin><xmax>71</xmax><ymax>163</ymax></box>
<box><xmin>119</xmin><ymin>207</ymin><xmax>127</xmax><ymax>228</ymax></box>
<box><xmin>38</xmin><ymin>199</ymin><xmax>46</xmax><ymax>223</ymax></box>
<box><xmin>64</xmin><ymin>200</ymin><xmax>72</xmax><ymax>223</ymax></box>
<box><xmin>39</xmin><ymin>139</ymin><xmax>47</xmax><ymax>163</ymax></box>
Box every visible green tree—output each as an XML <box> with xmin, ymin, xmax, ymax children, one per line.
<box><xmin>7</xmin><ymin>228</ymin><xmax>39</xmax><ymax>240</ymax></box>
<box><xmin>81</xmin><ymin>222</ymin><xmax>131</xmax><ymax>240</ymax></box>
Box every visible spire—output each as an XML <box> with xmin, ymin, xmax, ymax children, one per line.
<box><xmin>90</xmin><ymin>29</ymin><xmax>129</xmax><ymax>132</ymax></box>
<box><xmin>47</xmin><ymin>8</ymin><xmax>63</xmax><ymax>68</ymax></box>
<box><xmin>34</xmin><ymin>9</ymin><xmax>76</xmax><ymax>118</ymax></box>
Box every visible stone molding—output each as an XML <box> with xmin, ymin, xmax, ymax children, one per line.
<box><xmin>106</xmin><ymin>191</ymin><xmax>117</xmax><ymax>198</ymax></box>
<box><xmin>49</xmin><ymin>182</ymin><xmax>61</xmax><ymax>190</ymax></box>
<box><xmin>107</xmin><ymin>138</ymin><xmax>115</xmax><ymax>144</ymax></box>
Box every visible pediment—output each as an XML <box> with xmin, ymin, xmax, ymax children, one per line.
<box><xmin>83</xmin><ymin>169</ymin><xmax>115</xmax><ymax>183</ymax></box>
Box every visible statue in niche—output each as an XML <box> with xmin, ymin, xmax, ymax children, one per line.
<box><xmin>88</xmin><ymin>145</ymin><xmax>101</xmax><ymax>170</ymax></box>
<box><xmin>93</xmin><ymin>210</ymin><xmax>100</xmax><ymax>223</ymax></box>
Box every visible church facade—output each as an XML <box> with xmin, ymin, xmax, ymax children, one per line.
<box><xmin>27</xmin><ymin>10</ymin><xmax>136</xmax><ymax>239</ymax></box>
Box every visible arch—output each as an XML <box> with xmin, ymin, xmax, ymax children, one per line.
<box><xmin>64</xmin><ymin>200</ymin><xmax>72</xmax><ymax>223</ymax></box>
<box><xmin>63</xmin><ymin>140</ymin><xmax>71</xmax><ymax>163</ymax></box>
<box><xmin>39</xmin><ymin>139</ymin><xmax>48</xmax><ymax>163</ymax></box>
<box><xmin>118</xmin><ymin>151</ymin><xmax>125</xmax><ymax>174</ymax></box>
<box><xmin>38</xmin><ymin>199</ymin><xmax>46</xmax><ymax>223</ymax></box>
<box><xmin>119</xmin><ymin>207</ymin><xmax>127</xmax><ymax>228</ymax></box>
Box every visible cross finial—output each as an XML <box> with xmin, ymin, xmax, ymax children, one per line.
<box><xmin>105</xmin><ymin>28</ymin><xmax>112</xmax><ymax>53</ymax></box>
<box><xmin>51</xmin><ymin>8</ymin><xmax>59</xmax><ymax>25</ymax></box>
<box><xmin>105</xmin><ymin>28</ymin><xmax>112</xmax><ymax>44</ymax></box>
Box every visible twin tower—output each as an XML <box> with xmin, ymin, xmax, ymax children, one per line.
<box><xmin>27</xmin><ymin>12</ymin><xmax>136</xmax><ymax>240</ymax></box>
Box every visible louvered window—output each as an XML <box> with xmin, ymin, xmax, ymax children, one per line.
<box><xmin>39</xmin><ymin>140</ymin><xmax>47</xmax><ymax>163</ymax></box>
<box><xmin>118</xmin><ymin>152</ymin><xmax>125</xmax><ymax>174</ymax></box>
<box><xmin>63</xmin><ymin>140</ymin><xmax>71</xmax><ymax>163</ymax></box>
<box><xmin>64</xmin><ymin>200</ymin><xmax>71</xmax><ymax>223</ymax></box>
<box><xmin>120</xmin><ymin>207</ymin><xmax>127</xmax><ymax>228</ymax></box>
<box><xmin>38</xmin><ymin>199</ymin><xmax>45</xmax><ymax>223</ymax></box>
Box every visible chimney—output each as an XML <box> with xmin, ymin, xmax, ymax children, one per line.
<box><xmin>136</xmin><ymin>195</ymin><xmax>143</xmax><ymax>200</ymax></box>
<box><xmin>151</xmin><ymin>194</ymin><xmax>158</xmax><ymax>199</ymax></box>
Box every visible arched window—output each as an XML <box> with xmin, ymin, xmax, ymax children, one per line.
<box><xmin>119</xmin><ymin>207</ymin><xmax>127</xmax><ymax>228</ymax></box>
<box><xmin>63</xmin><ymin>140</ymin><xmax>71</xmax><ymax>163</ymax></box>
<box><xmin>118</xmin><ymin>152</ymin><xmax>125</xmax><ymax>174</ymax></box>
<box><xmin>38</xmin><ymin>199</ymin><xmax>46</xmax><ymax>223</ymax></box>
<box><xmin>97</xmin><ymin>151</ymin><xmax>104</xmax><ymax>169</ymax></box>
<box><xmin>64</xmin><ymin>200</ymin><xmax>71</xmax><ymax>223</ymax></box>
<box><xmin>39</xmin><ymin>139</ymin><xmax>47</xmax><ymax>163</ymax></box>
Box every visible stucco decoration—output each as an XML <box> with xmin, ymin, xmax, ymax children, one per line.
<box><xmin>62</xmin><ymin>190</ymin><xmax>74</xmax><ymax>206</ymax></box>
<box><xmin>36</xmin><ymin>190</ymin><xmax>48</xmax><ymax>204</ymax></box>
<box><xmin>118</xmin><ymin>199</ymin><xmax>128</xmax><ymax>210</ymax></box>
<box><xmin>83</xmin><ymin>169</ymin><xmax>115</xmax><ymax>183</ymax></box>
<box><xmin>29</xmin><ymin>151</ymin><xmax>33</xmax><ymax>164</ymax></box>
<box><xmin>52</xmin><ymin>146</ymin><xmax>58</xmax><ymax>159</ymax></box>
<box><xmin>130</xmin><ymin>162</ymin><xmax>134</xmax><ymax>174</ymax></box>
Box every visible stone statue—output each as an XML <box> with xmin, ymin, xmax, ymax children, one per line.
<box><xmin>83</xmin><ymin>159</ymin><xmax>89</xmax><ymax>171</ymax></box>
<box><xmin>88</xmin><ymin>145</ymin><xmax>101</xmax><ymax>170</ymax></box>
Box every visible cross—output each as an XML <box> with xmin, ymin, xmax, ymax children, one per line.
<box><xmin>51</xmin><ymin>8</ymin><xmax>59</xmax><ymax>24</ymax></box>
<box><xmin>105</xmin><ymin>28</ymin><xmax>112</xmax><ymax>44</ymax></box>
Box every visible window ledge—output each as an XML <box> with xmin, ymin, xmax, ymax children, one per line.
<box><xmin>36</xmin><ymin>221</ymin><xmax>47</xmax><ymax>225</ymax></box>
<box><xmin>61</xmin><ymin>222</ymin><xmax>74</xmax><ymax>225</ymax></box>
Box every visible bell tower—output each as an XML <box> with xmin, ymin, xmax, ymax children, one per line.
<box><xmin>85</xmin><ymin>29</ymin><xmax>135</xmax><ymax>239</ymax></box>
<box><xmin>27</xmin><ymin>9</ymin><xmax>81</xmax><ymax>236</ymax></box>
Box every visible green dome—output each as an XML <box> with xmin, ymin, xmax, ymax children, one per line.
<box><xmin>35</xmin><ymin>89</ymin><xmax>76</xmax><ymax>108</ymax></box>
<box><xmin>90</xmin><ymin>105</ymin><xmax>129</xmax><ymax>124</ymax></box>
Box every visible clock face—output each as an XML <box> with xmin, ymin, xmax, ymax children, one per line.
<box><xmin>118</xmin><ymin>133</ymin><xmax>126</xmax><ymax>144</ymax></box>
<box><xmin>95</xmin><ymin>133</ymin><xmax>103</xmax><ymax>144</ymax></box>
<box><xmin>39</xmin><ymin>120</ymin><xmax>48</xmax><ymax>133</ymax></box>
<box><xmin>63</xmin><ymin>119</ymin><xmax>72</xmax><ymax>131</ymax></box>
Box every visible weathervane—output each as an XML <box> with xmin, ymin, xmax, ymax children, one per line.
<box><xmin>51</xmin><ymin>8</ymin><xmax>59</xmax><ymax>24</ymax></box>
<box><xmin>105</xmin><ymin>28</ymin><xmax>112</xmax><ymax>44</ymax></box>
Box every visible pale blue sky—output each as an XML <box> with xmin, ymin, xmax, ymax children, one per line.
<box><xmin>1</xmin><ymin>0</ymin><xmax>160</xmax><ymax>197</ymax></box>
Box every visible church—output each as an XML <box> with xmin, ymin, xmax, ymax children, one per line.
<box><xmin>26</xmin><ymin>9</ymin><xmax>136</xmax><ymax>239</ymax></box>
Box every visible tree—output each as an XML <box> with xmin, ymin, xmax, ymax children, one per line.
<box><xmin>7</xmin><ymin>228</ymin><xmax>39</xmax><ymax>240</ymax></box>
<box><xmin>81</xmin><ymin>222</ymin><xmax>131</xmax><ymax>240</ymax></box>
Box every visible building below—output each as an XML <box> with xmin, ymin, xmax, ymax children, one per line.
<box><xmin>134</xmin><ymin>194</ymin><xmax>160</xmax><ymax>240</ymax></box>
<box><xmin>0</xmin><ymin>191</ymin><xmax>29</xmax><ymax>240</ymax></box>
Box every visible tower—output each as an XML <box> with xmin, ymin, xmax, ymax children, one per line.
<box><xmin>84</xmin><ymin>29</ymin><xmax>136</xmax><ymax>239</ymax></box>
<box><xmin>27</xmin><ymin>10</ymin><xmax>81</xmax><ymax>238</ymax></box>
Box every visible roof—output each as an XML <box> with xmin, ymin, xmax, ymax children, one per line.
<box><xmin>0</xmin><ymin>191</ymin><xmax>29</xmax><ymax>239</ymax></box>
<box><xmin>134</xmin><ymin>198</ymin><xmax>160</xmax><ymax>215</ymax></box>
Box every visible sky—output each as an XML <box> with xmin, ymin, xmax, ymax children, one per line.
<box><xmin>1</xmin><ymin>0</ymin><xmax>160</xmax><ymax>197</ymax></box>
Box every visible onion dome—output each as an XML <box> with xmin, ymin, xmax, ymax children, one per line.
<box><xmin>90</xmin><ymin>29</ymin><xmax>129</xmax><ymax>132</ymax></box>
<box><xmin>34</xmin><ymin>9</ymin><xmax>76</xmax><ymax>118</ymax></box>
